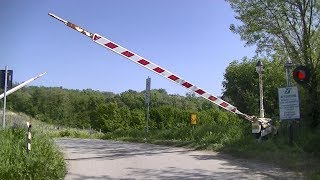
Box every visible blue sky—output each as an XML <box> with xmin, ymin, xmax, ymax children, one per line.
<box><xmin>0</xmin><ymin>1</ymin><xmax>255</xmax><ymax>96</ymax></box>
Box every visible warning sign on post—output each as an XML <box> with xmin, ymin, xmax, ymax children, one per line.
<box><xmin>278</xmin><ymin>86</ymin><xmax>300</xmax><ymax>120</ymax></box>
<box><xmin>191</xmin><ymin>113</ymin><xmax>197</xmax><ymax>125</ymax></box>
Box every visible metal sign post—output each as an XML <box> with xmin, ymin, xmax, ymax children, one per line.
<box><xmin>279</xmin><ymin>59</ymin><xmax>297</xmax><ymax>145</ymax></box>
<box><xmin>2</xmin><ymin>66</ymin><xmax>8</xmax><ymax>128</ymax></box>
<box><xmin>145</xmin><ymin>77</ymin><xmax>151</xmax><ymax>133</ymax></box>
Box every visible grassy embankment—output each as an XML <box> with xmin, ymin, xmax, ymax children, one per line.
<box><xmin>0</xmin><ymin>112</ymin><xmax>68</xmax><ymax>179</ymax></box>
<box><xmin>0</xmin><ymin>112</ymin><xmax>103</xmax><ymax>179</ymax></box>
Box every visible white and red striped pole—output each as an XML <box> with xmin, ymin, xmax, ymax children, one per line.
<box><xmin>26</xmin><ymin>121</ymin><xmax>32</xmax><ymax>153</ymax></box>
<box><xmin>48</xmin><ymin>13</ymin><xmax>254</xmax><ymax>122</ymax></box>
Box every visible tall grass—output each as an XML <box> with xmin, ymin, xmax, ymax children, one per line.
<box><xmin>50</xmin><ymin>128</ymin><xmax>104</xmax><ymax>139</ymax></box>
<box><xmin>3</xmin><ymin>111</ymin><xmax>104</xmax><ymax>139</ymax></box>
<box><xmin>0</xmin><ymin>111</ymin><xmax>66</xmax><ymax>179</ymax></box>
<box><xmin>0</xmin><ymin>111</ymin><xmax>105</xmax><ymax>179</ymax></box>
<box><xmin>0</xmin><ymin>128</ymin><xmax>66</xmax><ymax>179</ymax></box>
<box><xmin>102</xmin><ymin>116</ymin><xmax>248</xmax><ymax>151</ymax></box>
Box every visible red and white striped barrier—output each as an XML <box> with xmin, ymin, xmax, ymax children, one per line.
<box><xmin>48</xmin><ymin>13</ymin><xmax>254</xmax><ymax>122</ymax></box>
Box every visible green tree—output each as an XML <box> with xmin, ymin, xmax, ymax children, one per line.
<box><xmin>6</xmin><ymin>88</ymin><xmax>32</xmax><ymax>114</ymax></box>
<box><xmin>226</xmin><ymin>0</ymin><xmax>320</xmax><ymax>127</ymax></box>
<box><xmin>69</xmin><ymin>90</ymin><xmax>91</xmax><ymax>128</ymax></box>
<box><xmin>129</xmin><ymin>109</ymin><xmax>145</xmax><ymax>129</ymax></box>
<box><xmin>120</xmin><ymin>90</ymin><xmax>144</xmax><ymax>110</ymax></box>
<box><xmin>222</xmin><ymin>57</ymin><xmax>285</xmax><ymax>117</ymax></box>
<box><xmin>94</xmin><ymin>102</ymin><xmax>122</xmax><ymax>132</ymax></box>
<box><xmin>150</xmin><ymin>89</ymin><xmax>171</xmax><ymax>108</ymax></box>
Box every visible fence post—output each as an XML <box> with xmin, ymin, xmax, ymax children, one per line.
<box><xmin>27</xmin><ymin>121</ymin><xmax>32</xmax><ymax>153</ymax></box>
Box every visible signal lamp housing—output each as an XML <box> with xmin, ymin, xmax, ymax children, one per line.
<box><xmin>292</xmin><ymin>65</ymin><xmax>311</xmax><ymax>84</ymax></box>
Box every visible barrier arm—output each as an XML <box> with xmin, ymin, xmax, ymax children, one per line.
<box><xmin>0</xmin><ymin>72</ymin><xmax>46</xmax><ymax>99</ymax></box>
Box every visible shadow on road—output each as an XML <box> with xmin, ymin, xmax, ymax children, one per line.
<box><xmin>56</xmin><ymin>138</ymin><xmax>303</xmax><ymax>180</ymax></box>
<box><xmin>59</xmin><ymin>138</ymin><xmax>193</xmax><ymax>161</ymax></box>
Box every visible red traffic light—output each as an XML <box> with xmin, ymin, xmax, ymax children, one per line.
<box><xmin>295</xmin><ymin>71</ymin><xmax>305</xmax><ymax>80</ymax></box>
<box><xmin>292</xmin><ymin>65</ymin><xmax>310</xmax><ymax>84</ymax></box>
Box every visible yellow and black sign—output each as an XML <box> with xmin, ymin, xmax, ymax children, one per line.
<box><xmin>191</xmin><ymin>113</ymin><xmax>197</xmax><ymax>125</ymax></box>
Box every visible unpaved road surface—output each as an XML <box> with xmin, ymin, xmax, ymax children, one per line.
<box><xmin>56</xmin><ymin>138</ymin><xmax>303</xmax><ymax>179</ymax></box>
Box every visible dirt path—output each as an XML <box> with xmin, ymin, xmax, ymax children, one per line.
<box><xmin>56</xmin><ymin>138</ymin><xmax>303</xmax><ymax>179</ymax></box>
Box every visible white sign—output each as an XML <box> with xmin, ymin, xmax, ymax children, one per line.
<box><xmin>278</xmin><ymin>86</ymin><xmax>300</xmax><ymax>120</ymax></box>
<box><xmin>145</xmin><ymin>77</ymin><xmax>151</xmax><ymax>104</ymax></box>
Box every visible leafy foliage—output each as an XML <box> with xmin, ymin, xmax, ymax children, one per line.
<box><xmin>0</xmin><ymin>128</ymin><xmax>66</xmax><ymax>179</ymax></box>
<box><xmin>5</xmin><ymin>86</ymin><xmax>231</xmax><ymax>134</ymax></box>
<box><xmin>222</xmin><ymin>57</ymin><xmax>286</xmax><ymax>117</ymax></box>
<box><xmin>226</xmin><ymin>0</ymin><xmax>320</xmax><ymax>127</ymax></box>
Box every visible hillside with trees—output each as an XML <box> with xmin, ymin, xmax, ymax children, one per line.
<box><xmin>3</xmin><ymin>86</ymin><xmax>235</xmax><ymax>133</ymax></box>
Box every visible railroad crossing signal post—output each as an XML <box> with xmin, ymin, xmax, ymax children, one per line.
<box><xmin>279</xmin><ymin>59</ymin><xmax>300</xmax><ymax>145</ymax></box>
<box><xmin>286</xmin><ymin>60</ymin><xmax>294</xmax><ymax>145</ymax></box>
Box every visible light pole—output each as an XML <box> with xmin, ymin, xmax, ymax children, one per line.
<box><xmin>253</xmin><ymin>60</ymin><xmax>274</xmax><ymax>139</ymax></box>
<box><xmin>256</xmin><ymin>60</ymin><xmax>265</xmax><ymax>118</ymax></box>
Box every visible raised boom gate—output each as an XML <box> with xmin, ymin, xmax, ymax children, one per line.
<box><xmin>48</xmin><ymin>13</ymin><xmax>274</xmax><ymax>137</ymax></box>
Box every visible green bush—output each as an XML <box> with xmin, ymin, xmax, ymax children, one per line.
<box><xmin>0</xmin><ymin>128</ymin><xmax>66</xmax><ymax>179</ymax></box>
<box><xmin>299</xmin><ymin>129</ymin><xmax>320</xmax><ymax>158</ymax></box>
<box><xmin>59</xmin><ymin>129</ymin><xmax>71</xmax><ymax>137</ymax></box>
<box><xmin>49</xmin><ymin>128</ymin><xmax>103</xmax><ymax>139</ymax></box>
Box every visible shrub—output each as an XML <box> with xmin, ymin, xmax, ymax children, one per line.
<box><xmin>0</xmin><ymin>128</ymin><xmax>66</xmax><ymax>179</ymax></box>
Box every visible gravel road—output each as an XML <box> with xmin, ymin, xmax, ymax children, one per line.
<box><xmin>56</xmin><ymin>138</ymin><xmax>303</xmax><ymax>179</ymax></box>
